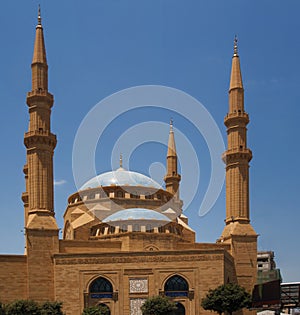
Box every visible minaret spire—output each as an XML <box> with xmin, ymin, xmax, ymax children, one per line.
<box><xmin>22</xmin><ymin>7</ymin><xmax>57</xmax><ymax>226</ymax></box>
<box><xmin>229</xmin><ymin>36</ymin><xmax>243</xmax><ymax>112</ymax></box>
<box><xmin>164</xmin><ymin>120</ymin><xmax>181</xmax><ymax>202</ymax></box>
<box><xmin>32</xmin><ymin>5</ymin><xmax>47</xmax><ymax>83</ymax></box>
<box><xmin>167</xmin><ymin>119</ymin><xmax>176</xmax><ymax>159</ymax></box>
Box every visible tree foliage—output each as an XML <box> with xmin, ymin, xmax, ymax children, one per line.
<box><xmin>5</xmin><ymin>300</ymin><xmax>41</xmax><ymax>315</ymax></box>
<box><xmin>201</xmin><ymin>283</ymin><xmax>252</xmax><ymax>315</ymax></box>
<box><xmin>0</xmin><ymin>303</ymin><xmax>5</xmax><ymax>315</ymax></box>
<box><xmin>40</xmin><ymin>301</ymin><xmax>64</xmax><ymax>315</ymax></box>
<box><xmin>141</xmin><ymin>295</ymin><xmax>177</xmax><ymax>315</ymax></box>
<box><xmin>2</xmin><ymin>300</ymin><xmax>64</xmax><ymax>315</ymax></box>
<box><xmin>82</xmin><ymin>305</ymin><xmax>110</xmax><ymax>315</ymax></box>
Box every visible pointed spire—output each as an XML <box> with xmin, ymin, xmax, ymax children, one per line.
<box><xmin>32</xmin><ymin>5</ymin><xmax>47</xmax><ymax>64</ymax></box>
<box><xmin>119</xmin><ymin>153</ymin><xmax>123</xmax><ymax>169</ymax></box>
<box><xmin>38</xmin><ymin>4</ymin><xmax>42</xmax><ymax>26</ymax></box>
<box><xmin>229</xmin><ymin>35</ymin><xmax>243</xmax><ymax>91</ymax></box>
<box><xmin>167</xmin><ymin>119</ymin><xmax>177</xmax><ymax>157</ymax></box>
<box><xmin>233</xmin><ymin>35</ymin><xmax>238</xmax><ymax>56</ymax></box>
<box><xmin>164</xmin><ymin>119</ymin><xmax>181</xmax><ymax>202</ymax></box>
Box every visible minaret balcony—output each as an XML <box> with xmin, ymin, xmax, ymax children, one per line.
<box><xmin>222</xmin><ymin>147</ymin><xmax>252</xmax><ymax>164</ymax></box>
<box><xmin>164</xmin><ymin>174</ymin><xmax>181</xmax><ymax>182</ymax></box>
<box><xmin>24</xmin><ymin>130</ymin><xmax>57</xmax><ymax>149</ymax></box>
<box><xmin>26</xmin><ymin>90</ymin><xmax>54</xmax><ymax>107</ymax></box>
<box><xmin>224</xmin><ymin>111</ymin><xmax>249</xmax><ymax>127</ymax></box>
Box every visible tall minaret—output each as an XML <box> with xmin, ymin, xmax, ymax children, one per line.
<box><xmin>24</xmin><ymin>8</ymin><xmax>58</xmax><ymax>302</ymax></box>
<box><xmin>164</xmin><ymin>120</ymin><xmax>181</xmax><ymax>202</ymax></box>
<box><xmin>219</xmin><ymin>37</ymin><xmax>257</xmax><ymax>298</ymax></box>
<box><xmin>223</xmin><ymin>36</ymin><xmax>252</xmax><ymax>224</ymax></box>
<box><xmin>23</xmin><ymin>6</ymin><xmax>57</xmax><ymax>224</ymax></box>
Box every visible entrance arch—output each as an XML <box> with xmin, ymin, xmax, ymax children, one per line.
<box><xmin>173</xmin><ymin>302</ymin><xmax>185</xmax><ymax>315</ymax></box>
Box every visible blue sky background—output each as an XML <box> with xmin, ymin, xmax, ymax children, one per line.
<box><xmin>0</xmin><ymin>1</ymin><xmax>299</xmax><ymax>282</ymax></box>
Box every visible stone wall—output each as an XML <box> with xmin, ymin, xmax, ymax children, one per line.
<box><xmin>0</xmin><ymin>255</ymin><xmax>28</xmax><ymax>303</ymax></box>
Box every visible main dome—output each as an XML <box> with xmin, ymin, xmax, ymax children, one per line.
<box><xmin>80</xmin><ymin>168</ymin><xmax>161</xmax><ymax>190</ymax></box>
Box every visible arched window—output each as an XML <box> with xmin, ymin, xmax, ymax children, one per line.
<box><xmin>164</xmin><ymin>275</ymin><xmax>189</xmax><ymax>297</ymax></box>
<box><xmin>88</xmin><ymin>192</ymin><xmax>95</xmax><ymax>200</ymax></box>
<box><xmin>145</xmin><ymin>193</ymin><xmax>153</xmax><ymax>199</ymax></box>
<box><xmin>109</xmin><ymin>226</ymin><xmax>115</xmax><ymax>234</ymax></box>
<box><xmin>116</xmin><ymin>190</ymin><xmax>124</xmax><ymax>198</ymax></box>
<box><xmin>130</xmin><ymin>192</ymin><xmax>140</xmax><ymax>199</ymax></box>
<box><xmin>89</xmin><ymin>277</ymin><xmax>113</xmax><ymax>299</ymax></box>
<box><xmin>63</xmin><ymin>221</ymin><xmax>72</xmax><ymax>240</ymax></box>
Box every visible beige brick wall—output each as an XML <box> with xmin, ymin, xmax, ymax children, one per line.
<box><xmin>26</xmin><ymin>229</ymin><xmax>59</xmax><ymax>302</ymax></box>
<box><xmin>0</xmin><ymin>255</ymin><xmax>28</xmax><ymax>303</ymax></box>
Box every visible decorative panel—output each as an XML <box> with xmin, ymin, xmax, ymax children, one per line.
<box><xmin>129</xmin><ymin>278</ymin><xmax>148</xmax><ymax>293</ymax></box>
<box><xmin>130</xmin><ymin>298</ymin><xmax>146</xmax><ymax>315</ymax></box>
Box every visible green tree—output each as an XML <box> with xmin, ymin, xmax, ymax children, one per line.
<box><xmin>82</xmin><ymin>305</ymin><xmax>110</xmax><ymax>315</ymax></box>
<box><xmin>141</xmin><ymin>295</ymin><xmax>177</xmax><ymax>315</ymax></box>
<box><xmin>5</xmin><ymin>300</ymin><xmax>41</xmax><ymax>315</ymax></box>
<box><xmin>40</xmin><ymin>301</ymin><xmax>64</xmax><ymax>315</ymax></box>
<box><xmin>201</xmin><ymin>283</ymin><xmax>252</xmax><ymax>315</ymax></box>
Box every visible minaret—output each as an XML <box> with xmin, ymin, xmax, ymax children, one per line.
<box><xmin>164</xmin><ymin>120</ymin><xmax>181</xmax><ymax>201</ymax></box>
<box><xmin>23</xmin><ymin>6</ymin><xmax>57</xmax><ymax>224</ymax></box>
<box><xmin>219</xmin><ymin>37</ymin><xmax>257</xmax><ymax>298</ymax></box>
<box><xmin>24</xmin><ymin>7</ymin><xmax>58</xmax><ymax>302</ymax></box>
<box><xmin>223</xmin><ymin>36</ymin><xmax>252</xmax><ymax>224</ymax></box>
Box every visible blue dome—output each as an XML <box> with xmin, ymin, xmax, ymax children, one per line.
<box><xmin>103</xmin><ymin>208</ymin><xmax>171</xmax><ymax>222</ymax></box>
<box><xmin>80</xmin><ymin>168</ymin><xmax>161</xmax><ymax>190</ymax></box>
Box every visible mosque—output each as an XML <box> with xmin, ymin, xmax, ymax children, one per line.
<box><xmin>0</xmin><ymin>10</ymin><xmax>257</xmax><ymax>315</ymax></box>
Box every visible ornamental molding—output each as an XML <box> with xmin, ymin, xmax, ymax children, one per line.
<box><xmin>55</xmin><ymin>254</ymin><xmax>223</xmax><ymax>265</ymax></box>
<box><xmin>124</xmin><ymin>269</ymin><xmax>153</xmax><ymax>275</ymax></box>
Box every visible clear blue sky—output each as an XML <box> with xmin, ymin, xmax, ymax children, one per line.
<box><xmin>0</xmin><ymin>1</ymin><xmax>299</xmax><ymax>282</ymax></box>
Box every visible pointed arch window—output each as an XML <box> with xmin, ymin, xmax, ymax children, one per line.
<box><xmin>90</xmin><ymin>277</ymin><xmax>113</xmax><ymax>299</ymax></box>
<box><xmin>164</xmin><ymin>275</ymin><xmax>189</xmax><ymax>297</ymax></box>
<box><xmin>116</xmin><ymin>190</ymin><xmax>124</xmax><ymax>198</ymax></box>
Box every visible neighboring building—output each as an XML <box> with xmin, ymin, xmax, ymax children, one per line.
<box><xmin>281</xmin><ymin>282</ymin><xmax>300</xmax><ymax>312</ymax></box>
<box><xmin>253</xmin><ymin>252</ymin><xmax>281</xmax><ymax>309</ymax></box>
<box><xmin>252</xmin><ymin>252</ymin><xmax>300</xmax><ymax>312</ymax></box>
<box><xmin>257</xmin><ymin>252</ymin><xmax>276</xmax><ymax>272</ymax></box>
<box><xmin>0</xmin><ymin>11</ymin><xmax>258</xmax><ymax>315</ymax></box>
<box><xmin>257</xmin><ymin>251</ymin><xmax>282</xmax><ymax>284</ymax></box>
<box><xmin>253</xmin><ymin>280</ymin><xmax>300</xmax><ymax>313</ymax></box>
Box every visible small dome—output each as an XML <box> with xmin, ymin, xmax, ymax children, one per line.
<box><xmin>80</xmin><ymin>168</ymin><xmax>161</xmax><ymax>190</ymax></box>
<box><xmin>103</xmin><ymin>208</ymin><xmax>171</xmax><ymax>223</ymax></box>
